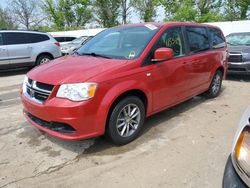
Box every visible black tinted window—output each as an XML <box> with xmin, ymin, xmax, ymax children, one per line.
<box><xmin>154</xmin><ymin>27</ymin><xmax>185</xmax><ymax>57</ymax></box>
<box><xmin>54</xmin><ymin>37</ymin><xmax>76</xmax><ymax>42</ymax></box>
<box><xmin>186</xmin><ymin>27</ymin><xmax>210</xmax><ymax>53</ymax></box>
<box><xmin>208</xmin><ymin>28</ymin><xmax>226</xmax><ymax>49</ymax></box>
<box><xmin>0</xmin><ymin>34</ymin><xmax>3</xmax><ymax>45</ymax></box>
<box><xmin>64</xmin><ymin>37</ymin><xmax>76</xmax><ymax>42</ymax></box>
<box><xmin>28</xmin><ymin>33</ymin><xmax>49</xmax><ymax>43</ymax></box>
<box><xmin>3</xmin><ymin>32</ymin><xmax>28</xmax><ymax>45</ymax></box>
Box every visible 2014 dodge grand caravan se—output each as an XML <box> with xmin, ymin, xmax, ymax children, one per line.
<box><xmin>21</xmin><ymin>22</ymin><xmax>228</xmax><ymax>145</ymax></box>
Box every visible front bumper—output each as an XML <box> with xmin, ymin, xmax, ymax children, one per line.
<box><xmin>21</xmin><ymin>92</ymin><xmax>103</xmax><ymax>140</ymax></box>
<box><xmin>227</xmin><ymin>61</ymin><xmax>250</xmax><ymax>74</ymax></box>
<box><xmin>223</xmin><ymin>155</ymin><xmax>247</xmax><ymax>188</ymax></box>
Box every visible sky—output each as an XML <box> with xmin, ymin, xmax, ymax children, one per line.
<box><xmin>0</xmin><ymin>0</ymin><xmax>165</xmax><ymax>25</ymax></box>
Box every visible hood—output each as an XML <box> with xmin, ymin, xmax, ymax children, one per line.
<box><xmin>28</xmin><ymin>55</ymin><xmax>128</xmax><ymax>85</ymax></box>
<box><xmin>228</xmin><ymin>45</ymin><xmax>250</xmax><ymax>53</ymax></box>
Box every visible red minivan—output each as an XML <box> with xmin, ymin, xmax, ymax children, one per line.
<box><xmin>21</xmin><ymin>22</ymin><xmax>228</xmax><ymax>145</ymax></box>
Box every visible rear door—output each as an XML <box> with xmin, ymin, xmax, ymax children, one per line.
<box><xmin>184</xmin><ymin>26</ymin><xmax>211</xmax><ymax>93</ymax></box>
<box><xmin>3</xmin><ymin>32</ymin><xmax>32</xmax><ymax>64</ymax></box>
<box><xmin>0</xmin><ymin>33</ymin><xmax>10</xmax><ymax>65</ymax></box>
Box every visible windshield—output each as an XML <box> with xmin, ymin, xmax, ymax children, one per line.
<box><xmin>226</xmin><ymin>33</ymin><xmax>250</xmax><ymax>46</ymax></box>
<box><xmin>76</xmin><ymin>25</ymin><xmax>161</xmax><ymax>60</ymax></box>
<box><xmin>72</xmin><ymin>36</ymin><xmax>88</xmax><ymax>44</ymax></box>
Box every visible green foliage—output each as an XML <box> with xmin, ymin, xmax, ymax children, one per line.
<box><xmin>0</xmin><ymin>6</ymin><xmax>18</xmax><ymax>29</ymax></box>
<box><xmin>224</xmin><ymin>0</ymin><xmax>250</xmax><ymax>21</ymax></box>
<box><xmin>93</xmin><ymin>0</ymin><xmax>120</xmax><ymax>27</ymax></box>
<box><xmin>131</xmin><ymin>0</ymin><xmax>160</xmax><ymax>22</ymax></box>
<box><xmin>43</xmin><ymin>0</ymin><xmax>92</xmax><ymax>30</ymax></box>
<box><xmin>161</xmin><ymin>0</ymin><xmax>223</xmax><ymax>22</ymax></box>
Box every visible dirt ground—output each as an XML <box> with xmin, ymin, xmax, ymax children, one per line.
<box><xmin>0</xmin><ymin>71</ymin><xmax>249</xmax><ymax>188</ymax></box>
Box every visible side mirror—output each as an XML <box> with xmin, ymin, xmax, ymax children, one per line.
<box><xmin>152</xmin><ymin>48</ymin><xmax>174</xmax><ymax>62</ymax></box>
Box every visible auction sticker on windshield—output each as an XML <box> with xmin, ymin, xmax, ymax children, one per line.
<box><xmin>145</xmin><ymin>24</ymin><xmax>158</xmax><ymax>30</ymax></box>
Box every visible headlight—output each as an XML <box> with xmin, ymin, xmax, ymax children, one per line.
<box><xmin>235</xmin><ymin>126</ymin><xmax>250</xmax><ymax>176</ymax></box>
<box><xmin>22</xmin><ymin>75</ymin><xmax>28</xmax><ymax>92</ymax></box>
<box><xmin>56</xmin><ymin>82</ymin><xmax>97</xmax><ymax>101</ymax></box>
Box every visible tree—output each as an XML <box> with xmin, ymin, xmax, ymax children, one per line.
<box><xmin>161</xmin><ymin>0</ymin><xmax>197</xmax><ymax>21</ymax></box>
<box><xmin>196</xmin><ymin>0</ymin><xmax>223</xmax><ymax>22</ymax></box>
<box><xmin>224</xmin><ymin>0</ymin><xmax>250</xmax><ymax>21</ymax></box>
<box><xmin>8</xmin><ymin>0</ymin><xmax>45</xmax><ymax>29</ymax></box>
<box><xmin>93</xmin><ymin>0</ymin><xmax>120</xmax><ymax>27</ymax></box>
<box><xmin>161</xmin><ymin>0</ymin><xmax>223</xmax><ymax>22</ymax></box>
<box><xmin>131</xmin><ymin>0</ymin><xmax>159</xmax><ymax>22</ymax></box>
<box><xmin>0</xmin><ymin>6</ymin><xmax>17</xmax><ymax>29</ymax></box>
<box><xmin>43</xmin><ymin>0</ymin><xmax>92</xmax><ymax>30</ymax></box>
<box><xmin>120</xmin><ymin>0</ymin><xmax>131</xmax><ymax>24</ymax></box>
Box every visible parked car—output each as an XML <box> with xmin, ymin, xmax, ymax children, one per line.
<box><xmin>0</xmin><ymin>30</ymin><xmax>61</xmax><ymax>70</ymax></box>
<box><xmin>60</xmin><ymin>36</ymin><xmax>93</xmax><ymax>55</ymax></box>
<box><xmin>226</xmin><ymin>32</ymin><xmax>250</xmax><ymax>74</ymax></box>
<box><xmin>223</xmin><ymin>106</ymin><xmax>250</xmax><ymax>187</ymax></box>
<box><xmin>53</xmin><ymin>36</ymin><xmax>77</xmax><ymax>46</ymax></box>
<box><xmin>21</xmin><ymin>22</ymin><xmax>227</xmax><ymax>145</ymax></box>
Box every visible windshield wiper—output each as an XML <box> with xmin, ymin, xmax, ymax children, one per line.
<box><xmin>74</xmin><ymin>51</ymin><xmax>81</xmax><ymax>55</ymax></box>
<box><xmin>227</xmin><ymin>42</ymin><xmax>239</xmax><ymax>46</ymax></box>
<box><xmin>81</xmin><ymin>52</ymin><xmax>112</xmax><ymax>59</ymax></box>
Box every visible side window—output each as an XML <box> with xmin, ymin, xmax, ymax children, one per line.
<box><xmin>154</xmin><ymin>27</ymin><xmax>185</xmax><ymax>57</ymax></box>
<box><xmin>28</xmin><ymin>33</ymin><xmax>50</xmax><ymax>43</ymax></box>
<box><xmin>186</xmin><ymin>27</ymin><xmax>210</xmax><ymax>53</ymax></box>
<box><xmin>0</xmin><ymin>34</ymin><xmax>3</xmax><ymax>45</ymax></box>
<box><xmin>3</xmin><ymin>32</ymin><xmax>28</xmax><ymax>45</ymax></box>
<box><xmin>65</xmin><ymin>37</ymin><xmax>76</xmax><ymax>42</ymax></box>
<box><xmin>208</xmin><ymin>28</ymin><xmax>226</xmax><ymax>49</ymax></box>
<box><xmin>54</xmin><ymin>37</ymin><xmax>64</xmax><ymax>42</ymax></box>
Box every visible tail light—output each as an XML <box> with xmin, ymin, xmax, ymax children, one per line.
<box><xmin>54</xmin><ymin>42</ymin><xmax>60</xmax><ymax>47</ymax></box>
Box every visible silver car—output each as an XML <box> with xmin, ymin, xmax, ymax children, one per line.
<box><xmin>60</xmin><ymin>36</ymin><xmax>92</xmax><ymax>55</ymax></box>
<box><xmin>0</xmin><ymin>30</ymin><xmax>61</xmax><ymax>70</ymax></box>
<box><xmin>223</xmin><ymin>106</ymin><xmax>250</xmax><ymax>187</ymax></box>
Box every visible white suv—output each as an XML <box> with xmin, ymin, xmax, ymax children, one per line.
<box><xmin>0</xmin><ymin>30</ymin><xmax>61</xmax><ymax>70</ymax></box>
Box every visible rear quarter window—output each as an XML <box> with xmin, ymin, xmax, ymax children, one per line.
<box><xmin>186</xmin><ymin>27</ymin><xmax>210</xmax><ymax>53</ymax></box>
<box><xmin>208</xmin><ymin>28</ymin><xmax>226</xmax><ymax>49</ymax></box>
<box><xmin>28</xmin><ymin>33</ymin><xmax>50</xmax><ymax>43</ymax></box>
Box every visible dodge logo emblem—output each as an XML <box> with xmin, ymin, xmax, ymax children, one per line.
<box><xmin>30</xmin><ymin>89</ymin><xmax>35</xmax><ymax>98</ymax></box>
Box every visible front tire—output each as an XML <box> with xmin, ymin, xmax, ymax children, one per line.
<box><xmin>205</xmin><ymin>70</ymin><xmax>223</xmax><ymax>98</ymax></box>
<box><xmin>107</xmin><ymin>96</ymin><xmax>145</xmax><ymax>145</ymax></box>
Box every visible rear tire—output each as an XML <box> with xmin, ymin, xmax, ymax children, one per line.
<box><xmin>107</xmin><ymin>96</ymin><xmax>145</xmax><ymax>145</ymax></box>
<box><xmin>36</xmin><ymin>55</ymin><xmax>52</xmax><ymax>66</ymax></box>
<box><xmin>204</xmin><ymin>70</ymin><xmax>223</xmax><ymax>98</ymax></box>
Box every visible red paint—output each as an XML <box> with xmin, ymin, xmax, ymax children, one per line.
<box><xmin>154</xmin><ymin>48</ymin><xmax>174</xmax><ymax>61</ymax></box>
<box><xmin>20</xmin><ymin>22</ymin><xmax>228</xmax><ymax>140</ymax></box>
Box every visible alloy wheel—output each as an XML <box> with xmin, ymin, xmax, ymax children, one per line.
<box><xmin>116</xmin><ymin>104</ymin><xmax>141</xmax><ymax>137</ymax></box>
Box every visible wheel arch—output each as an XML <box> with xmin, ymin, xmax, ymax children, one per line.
<box><xmin>104</xmin><ymin>89</ymin><xmax>148</xmax><ymax>132</ymax></box>
<box><xmin>35</xmin><ymin>52</ymin><xmax>54</xmax><ymax>64</ymax></box>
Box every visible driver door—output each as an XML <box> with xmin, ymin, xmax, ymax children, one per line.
<box><xmin>148</xmin><ymin>27</ymin><xmax>190</xmax><ymax>111</ymax></box>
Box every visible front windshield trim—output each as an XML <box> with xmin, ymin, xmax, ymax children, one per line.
<box><xmin>76</xmin><ymin>25</ymin><xmax>162</xmax><ymax>60</ymax></box>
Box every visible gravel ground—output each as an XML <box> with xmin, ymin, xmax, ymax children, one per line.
<box><xmin>0</xmin><ymin>71</ymin><xmax>249</xmax><ymax>188</ymax></box>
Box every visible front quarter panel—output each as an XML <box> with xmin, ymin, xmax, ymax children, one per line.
<box><xmin>94</xmin><ymin>76</ymin><xmax>153</xmax><ymax>135</ymax></box>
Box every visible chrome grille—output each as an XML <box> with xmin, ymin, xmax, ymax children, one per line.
<box><xmin>228</xmin><ymin>52</ymin><xmax>243</xmax><ymax>63</ymax></box>
<box><xmin>24</xmin><ymin>78</ymin><xmax>54</xmax><ymax>103</ymax></box>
